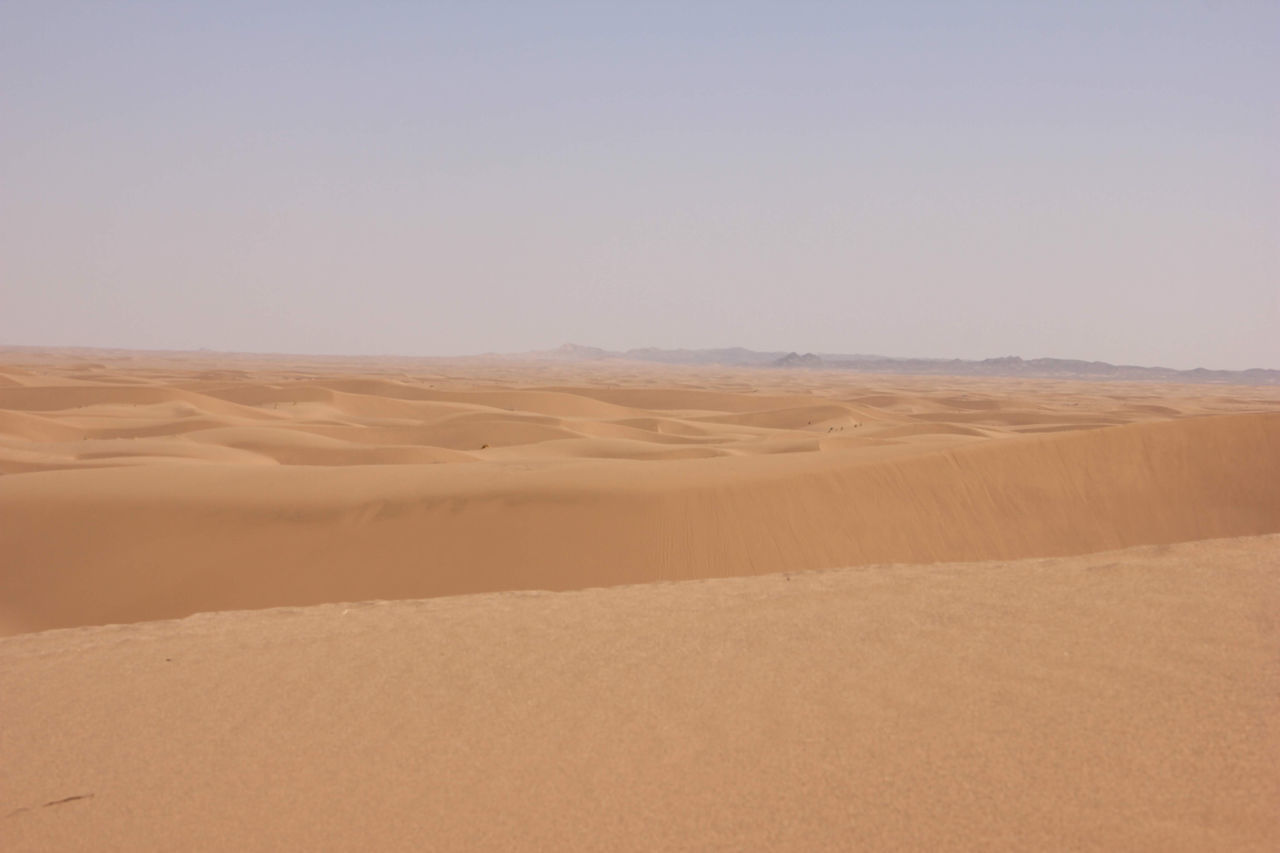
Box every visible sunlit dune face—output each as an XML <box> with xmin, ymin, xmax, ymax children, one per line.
<box><xmin>2</xmin><ymin>350</ymin><xmax>1278</xmax><ymax>636</ymax></box>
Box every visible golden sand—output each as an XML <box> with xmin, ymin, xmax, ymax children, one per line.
<box><xmin>2</xmin><ymin>349</ymin><xmax>1277</xmax><ymax>850</ymax></box>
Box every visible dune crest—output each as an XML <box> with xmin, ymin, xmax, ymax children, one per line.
<box><xmin>2</xmin><ymin>351</ymin><xmax>1278</xmax><ymax>635</ymax></box>
<box><xmin>3</xmin><ymin>535</ymin><xmax>1277</xmax><ymax>851</ymax></box>
<box><xmin>2</xmin><ymin>350</ymin><xmax>1278</xmax><ymax>850</ymax></box>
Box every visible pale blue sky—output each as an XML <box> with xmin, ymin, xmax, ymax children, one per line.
<box><xmin>2</xmin><ymin>2</ymin><xmax>1276</xmax><ymax>368</ymax></box>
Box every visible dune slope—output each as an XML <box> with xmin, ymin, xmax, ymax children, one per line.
<box><xmin>2</xmin><ymin>535</ymin><xmax>1277</xmax><ymax>851</ymax></box>
<box><xmin>2</xmin><ymin>411</ymin><xmax>1277</xmax><ymax>634</ymax></box>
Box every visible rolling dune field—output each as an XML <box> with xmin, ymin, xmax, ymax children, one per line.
<box><xmin>2</xmin><ymin>348</ymin><xmax>1278</xmax><ymax>850</ymax></box>
<box><xmin>2</xmin><ymin>349</ymin><xmax>1277</xmax><ymax>635</ymax></box>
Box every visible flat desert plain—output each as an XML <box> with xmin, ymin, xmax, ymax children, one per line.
<box><xmin>2</xmin><ymin>349</ymin><xmax>1278</xmax><ymax>850</ymax></box>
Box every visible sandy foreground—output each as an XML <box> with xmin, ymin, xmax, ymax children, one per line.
<box><xmin>3</xmin><ymin>537</ymin><xmax>1278</xmax><ymax>851</ymax></box>
<box><xmin>1</xmin><ymin>349</ymin><xmax>1279</xmax><ymax>849</ymax></box>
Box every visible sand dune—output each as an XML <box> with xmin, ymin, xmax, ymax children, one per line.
<box><xmin>3</xmin><ymin>535</ymin><xmax>1276</xmax><ymax>851</ymax></box>
<box><xmin>2</xmin><ymin>348</ymin><xmax>1280</xmax><ymax>635</ymax></box>
<box><xmin>2</xmin><ymin>350</ymin><xmax>1278</xmax><ymax>849</ymax></box>
<box><xmin>1</xmin><ymin>351</ymin><xmax>1278</xmax><ymax>635</ymax></box>
<box><xmin>3</xmin><ymin>410</ymin><xmax>1276</xmax><ymax>635</ymax></box>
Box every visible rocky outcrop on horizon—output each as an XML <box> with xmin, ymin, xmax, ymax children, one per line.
<box><xmin>773</xmin><ymin>352</ymin><xmax>824</xmax><ymax>368</ymax></box>
<box><xmin>532</xmin><ymin>345</ymin><xmax>1279</xmax><ymax>384</ymax></box>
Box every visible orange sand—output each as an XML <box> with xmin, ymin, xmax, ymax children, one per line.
<box><xmin>3</xmin><ymin>536</ymin><xmax>1277</xmax><ymax>851</ymax></box>
<box><xmin>1</xmin><ymin>349</ymin><xmax>1278</xmax><ymax>849</ymax></box>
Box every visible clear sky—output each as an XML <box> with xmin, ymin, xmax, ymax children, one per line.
<box><xmin>2</xmin><ymin>2</ymin><xmax>1276</xmax><ymax>369</ymax></box>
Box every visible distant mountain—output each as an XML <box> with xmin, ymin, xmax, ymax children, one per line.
<box><xmin>524</xmin><ymin>345</ymin><xmax>1279</xmax><ymax>384</ymax></box>
<box><xmin>540</xmin><ymin>343</ymin><xmax>615</xmax><ymax>361</ymax></box>
<box><xmin>621</xmin><ymin>347</ymin><xmax>785</xmax><ymax>366</ymax></box>
<box><xmin>772</xmin><ymin>352</ymin><xmax>824</xmax><ymax>368</ymax></box>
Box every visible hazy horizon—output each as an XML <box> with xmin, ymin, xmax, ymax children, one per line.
<box><xmin>3</xmin><ymin>2</ymin><xmax>1277</xmax><ymax>370</ymax></box>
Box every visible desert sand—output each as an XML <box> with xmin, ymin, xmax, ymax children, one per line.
<box><xmin>2</xmin><ymin>348</ymin><xmax>1279</xmax><ymax>850</ymax></box>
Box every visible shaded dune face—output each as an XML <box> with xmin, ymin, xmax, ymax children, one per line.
<box><xmin>1</xmin><ymin>353</ymin><xmax>1278</xmax><ymax>634</ymax></box>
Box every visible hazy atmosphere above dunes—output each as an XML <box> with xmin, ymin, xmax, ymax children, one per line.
<box><xmin>4</xmin><ymin>3</ymin><xmax>1279</xmax><ymax>850</ymax></box>
<box><xmin>2</xmin><ymin>2</ymin><xmax>1277</xmax><ymax>368</ymax></box>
